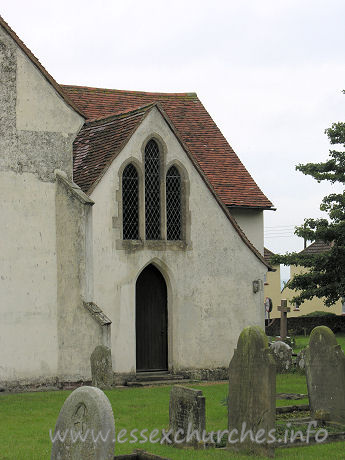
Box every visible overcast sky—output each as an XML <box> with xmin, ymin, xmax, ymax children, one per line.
<box><xmin>2</xmin><ymin>0</ymin><xmax>345</xmax><ymax>279</ymax></box>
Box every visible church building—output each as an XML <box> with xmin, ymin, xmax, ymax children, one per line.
<box><xmin>0</xmin><ymin>16</ymin><xmax>274</xmax><ymax>389</ymax></box>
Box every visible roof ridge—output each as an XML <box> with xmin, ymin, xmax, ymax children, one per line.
<box><xmin>0</xmin><ymin>16</ymin><xmax>85</xmax><ymax>118</ymax></box>
<box><xmin>61</xmin><ymin>84</ymin><xmax>198</xmax><ymax>99</ymax></box>
<box><xmin>85</xmin><ymin>103</ymin><xmax>156</xmax><ymax>125</ymax></box>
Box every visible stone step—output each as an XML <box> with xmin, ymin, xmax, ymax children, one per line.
<box><xmin>127</xmin><ymin>379</ymin><xmax>193</xmax><ymax>387</ymax></box>
<box><xmin>134</xmin><ymin>372</ymin><xmax>187</xmax><ymax>382</ymax></box>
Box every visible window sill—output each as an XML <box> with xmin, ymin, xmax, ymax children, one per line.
<box><xmin>116</xmin><ymin>239</ymin><xmax>191</xmax><ymax>251</ymax></box>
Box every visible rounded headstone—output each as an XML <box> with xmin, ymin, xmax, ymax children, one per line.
<box><xmin>270</xmin><ymin>340</ymin><xmax>292</xmax><ymax>373</ymax></box>
<box><xmin>228</xmin><ymin>326</ymin><xmax>275</xmax><ymax>457</ymax></box>
<box><xmin>305</xmin><ymin>326</ymin><xmax>345</xmax><ymax>424</ymax></box>
<box><xmin>51</xmin><ymin>386</ymin><xmax>115</xmax><ymax>460</ymax></box>
<box><xmin>309</xmin><ymin>325</ymin><xmax>337</xmax><ymax>350</ymax></box>
<box><xmin>237</xmin><ymin>325</ymin><xmax>269</xmax><ymax>357</ymax></box>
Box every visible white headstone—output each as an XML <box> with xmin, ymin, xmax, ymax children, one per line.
<box><xmin>51</xmin><ymin>386</ymin><xmax>115</xmax><ymax>459</ymax></box>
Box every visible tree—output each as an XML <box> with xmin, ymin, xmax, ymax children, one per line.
<box><xmin>272</xmin><ymin>91</ymin><xmax>345</xmax><ymax>307</ymax></box>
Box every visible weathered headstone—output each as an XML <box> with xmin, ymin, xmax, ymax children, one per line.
<box><xmin>169</xmin><ymin>385</ymin><xmax>205</xmax><ymax>445</ymax></box>
<box><xmin>270</xmin><ymin>340</ymin><xmax>292</xmax><ymax>373</ymax></box>
<box><xmin>295</xmin><ymin>348</ymin><xmax>306</xmax><ymax>373</ymax></box>
<box><xmin>228</xmin><ymin>326</ymin><xmax>276</xmax><ymax>457</ymax></box>
<box><xmin>277</xmin><ymin>299</ymin><xmax>290</xmax><ymax>340</ymax></box>
<box><xmin>90</xmin><ymin>345</ymin><xmax>113</xmax><ymax>390</ymax></box>
<box><xmin>51</xmin><ymin>386</ymin><xmax>115</xmax><ymax>460</ymax></box>
<box><xmin>305</xmin><ymin>326</ymin><xmax>345</xmax><ymax>424</ymax></box>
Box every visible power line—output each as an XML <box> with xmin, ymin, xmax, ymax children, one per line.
<box><xmin>265</xmin><ymin>232</ymin><xmax>294</xmax><ymax>234</ymax></box>
<box><xmin>264</xmin><ymin>235</ymin><xmax>296</xmax><ymax>238</ymax></box>
<box><xmin>264</xmin><ymin>225</ymin><xmax>296</xmax><ymax>229</ymax></box>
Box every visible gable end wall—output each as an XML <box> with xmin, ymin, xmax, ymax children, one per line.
<box><xmin>91</xmin><ymin>107</ymin><xmax>267</xmax><ymax>375</ymax></box>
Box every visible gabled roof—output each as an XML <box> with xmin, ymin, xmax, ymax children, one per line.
<box><xmin>73</xmin><ymin>102</ymin><xmax>273</xmax><ymax>269</ymax></box>
<box><xmin>73</xmin><ymin>104</ymin><xmax>153</xmax><ymax>193</ymax></box>
<box><xmin>264</xmin><ymin>247</ymin><xmax>275</xmax><ymax>264</ymax></box>
<box><xmin>299</xmin><ymin>241</ymin><xmax>333</xmax><ymax>255</ymax></box>
<box><xmin>62</xmin><ymin>85</ymin><xmax>274</xmax><ymax>210</ymax></box>
<box><xmin>0</xmin><ymin>16</ymin><xmax>85</xmax><ymax>118</ymax></box>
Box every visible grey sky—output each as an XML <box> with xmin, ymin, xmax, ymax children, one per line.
<box><xmin>2</xmin><ymin>0</ymin><xmax>345</xmax><ymax>278</ymax></box>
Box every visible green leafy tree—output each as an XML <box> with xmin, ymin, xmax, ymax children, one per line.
<box><xmin>272</xmin><ymin>92</ymin><xmax>345</xmax><ymax>307</ymax></box>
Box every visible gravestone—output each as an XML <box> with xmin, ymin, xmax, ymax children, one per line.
<box><xmin>295</xmin><ymin>348</ymin><xmax>306</xmax><ymax>373</ymax></box>
<box><xmin>305</xmin><ymin>326</ymin><xmax>345</xmax><ymax>424</ymax></box>
<box><xmin>277</xmin><ymin>299</ymin><xmax>290</xmax><ymax>340</ymax></box>
<box><xmin>228</xmin><ymin>326</ymin><xmax>276</xmax><ymax>457</ymax></box>
<box><xmin>270</xmin><ymin>340</ymin><xmax>292</xmax><ymax>373</ymax></box>
<box><xmin>169</xmin><ymin>385</ymin><xmax>205</xmax><ymax>445</ymax></box>
<box><xmin>90</xmin><ymin>345</ymin><xmax>113</xmax><ymax>390</ymax></box>
<box><xmin>51</xmin><ymin>386</ymin><xmax>115</xmax><ymax>460</ymax></box>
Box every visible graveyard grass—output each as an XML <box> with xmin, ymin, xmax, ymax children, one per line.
<box><xmin>1</xmin><ymin>374</ymin><xmax>345</xmax><ymax>459</ymax></box>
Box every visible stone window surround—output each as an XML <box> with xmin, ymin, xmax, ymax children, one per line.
<box><xmin>115</xmin><ymin>133</ymin><xmax>191</xmax><ymax>251</ymax></box>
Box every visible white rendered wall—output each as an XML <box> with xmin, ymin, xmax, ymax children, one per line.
<box><xmin>0</xmin><ymin>172</ymin><xmax>58</xmax><ymax>380</ymax></box>
<box><xmin>16</xmin><ymin>52</ymin><xmax>83</xmax><ymax>135</ymax></box>
<box><xmin>229</xmin><ymin>208</ymin><xmax>264</xmax><ymax>255</ymax></box>
<box><xmin>91</xmin><ymin>107</ymin><xmax>267</xmax><ymax>374</ymax></box>
<box><xmin>0</xmin><ymin>24</ymin><xmax>85</xmax><ymax>385</ymax></box>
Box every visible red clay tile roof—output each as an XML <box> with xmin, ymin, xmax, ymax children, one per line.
<box><xmin>264</xmin><ymin>247</ymin><xmax>275</xmax><ymax>264</ymax></box>
<box><xmin>62</xmin><ymin>85</ymin><xmax>273</xmax><ymax>209</ymax></box>
<box><xmin>0</xmin><ymin>16</ymin><xmax>85</xmax><ymax>118</ymax></box>
<box><xmin>74</xmin><ymin>104</ymin><xmax>153</xmax><ymax>193</ymax></box>
<box><xmin>300</xmin><ymin>241</ymin><xmax>333</xmax><ymax>255</ymax></box>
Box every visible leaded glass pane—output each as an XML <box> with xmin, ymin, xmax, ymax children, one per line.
<box><xmin>145</xmin><ymin>140</ymin><xmax>161</xmax><ymax>240</ymax></box>
<box><xmin>166</xmin><ymin>166</ymin><xmax>181</xmax><ymax>240</ymax></box>
<box><xmin>122</xmin><ymin>164</ymin><xmax>139</xmax><ymax>240</ymax></box>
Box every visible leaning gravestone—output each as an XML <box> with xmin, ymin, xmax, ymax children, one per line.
<box><xmin>228</xmin><ymin>326</ymin><xmax>276</xmax><ymax>457</ymax></box>
<box><xmin>51</xmin><ymin>386</ymin><xmax>115</xmax><ymax>460</ymax></box>
<box><xmin>270</xmin><ymin>340</ymin><xmax>292</xmax><ymax>373</ymax></box>
<box><xmin>169</xmin><ymin>385</ymin><xmax>205</xmax><ymax>445</ymax></box>
<box><xmin>91</xmin><ymin>345</ymin><xmax>113</xmax><ymax>390</ymax></box>
<box><xmin>305</xmin><ymin>326</ymin><xmax>345</xmax><ymax>424</ymax></box>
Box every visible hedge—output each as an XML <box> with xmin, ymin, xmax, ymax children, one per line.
<box><xmin>265</xmin><ymin>315</ymin><xmax>345</xmax><ymax>337</ymax></box>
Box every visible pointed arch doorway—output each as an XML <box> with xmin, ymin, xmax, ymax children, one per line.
<box><xmin>136</xmin><ymin>264</ymin><xmax>168</xmax><ymax>372</ymax></box>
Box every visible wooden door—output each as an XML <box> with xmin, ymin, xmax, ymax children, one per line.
<box><xmin>136</xmin><ymin>264</ymin><xmax>168</xmax><ymax>371</ymax></box>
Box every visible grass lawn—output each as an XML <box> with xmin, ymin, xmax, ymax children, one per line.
<box><xmin>1</xmin><ymin>374</ymin><xmax>345</xmax><ymax>459</ymax></box>
<box><xmin>293</xmin><ymin>332</ymin><xmax>345</xmax><ymax>354</ymax></box>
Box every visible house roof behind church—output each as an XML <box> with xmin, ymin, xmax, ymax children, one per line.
<box><xmin>264</xmin><ymin>247</ymin><xmax>275</xmax><ymax>264</ymax></box>
<box><xmin>62</xmin><ymin>84</ymin><xmax>273</xmax><ymax>209</ymax></box>
<box><xmin>299</xmin><ymin>241</ymin><xmax>333</xmax><ymax>255</ymax></box>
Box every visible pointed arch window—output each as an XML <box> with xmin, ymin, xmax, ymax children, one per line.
<box><xmin>145</xmin><ymin>139</ymin><xmax>161</xmax><ymax>240</ymax></box>
<box><xmin>122</xmin><ymin>163</ymin><xmax>139</xmax><ymax>240</ymax></box>
<box><xmin>166</xmin><ymin>165</ymin><xmax>182</xmax><ymax>240</ymax></box>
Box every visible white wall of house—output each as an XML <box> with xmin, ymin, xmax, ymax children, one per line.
<box><xmin>91</xmin><ymin>107</ymin><xmax>267</xmax><ymax>375</ymax></box>
<box><xmin>229</xmin><ymin>208</ymin><xmax>264</xmax><ymax>255</ymax></box>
